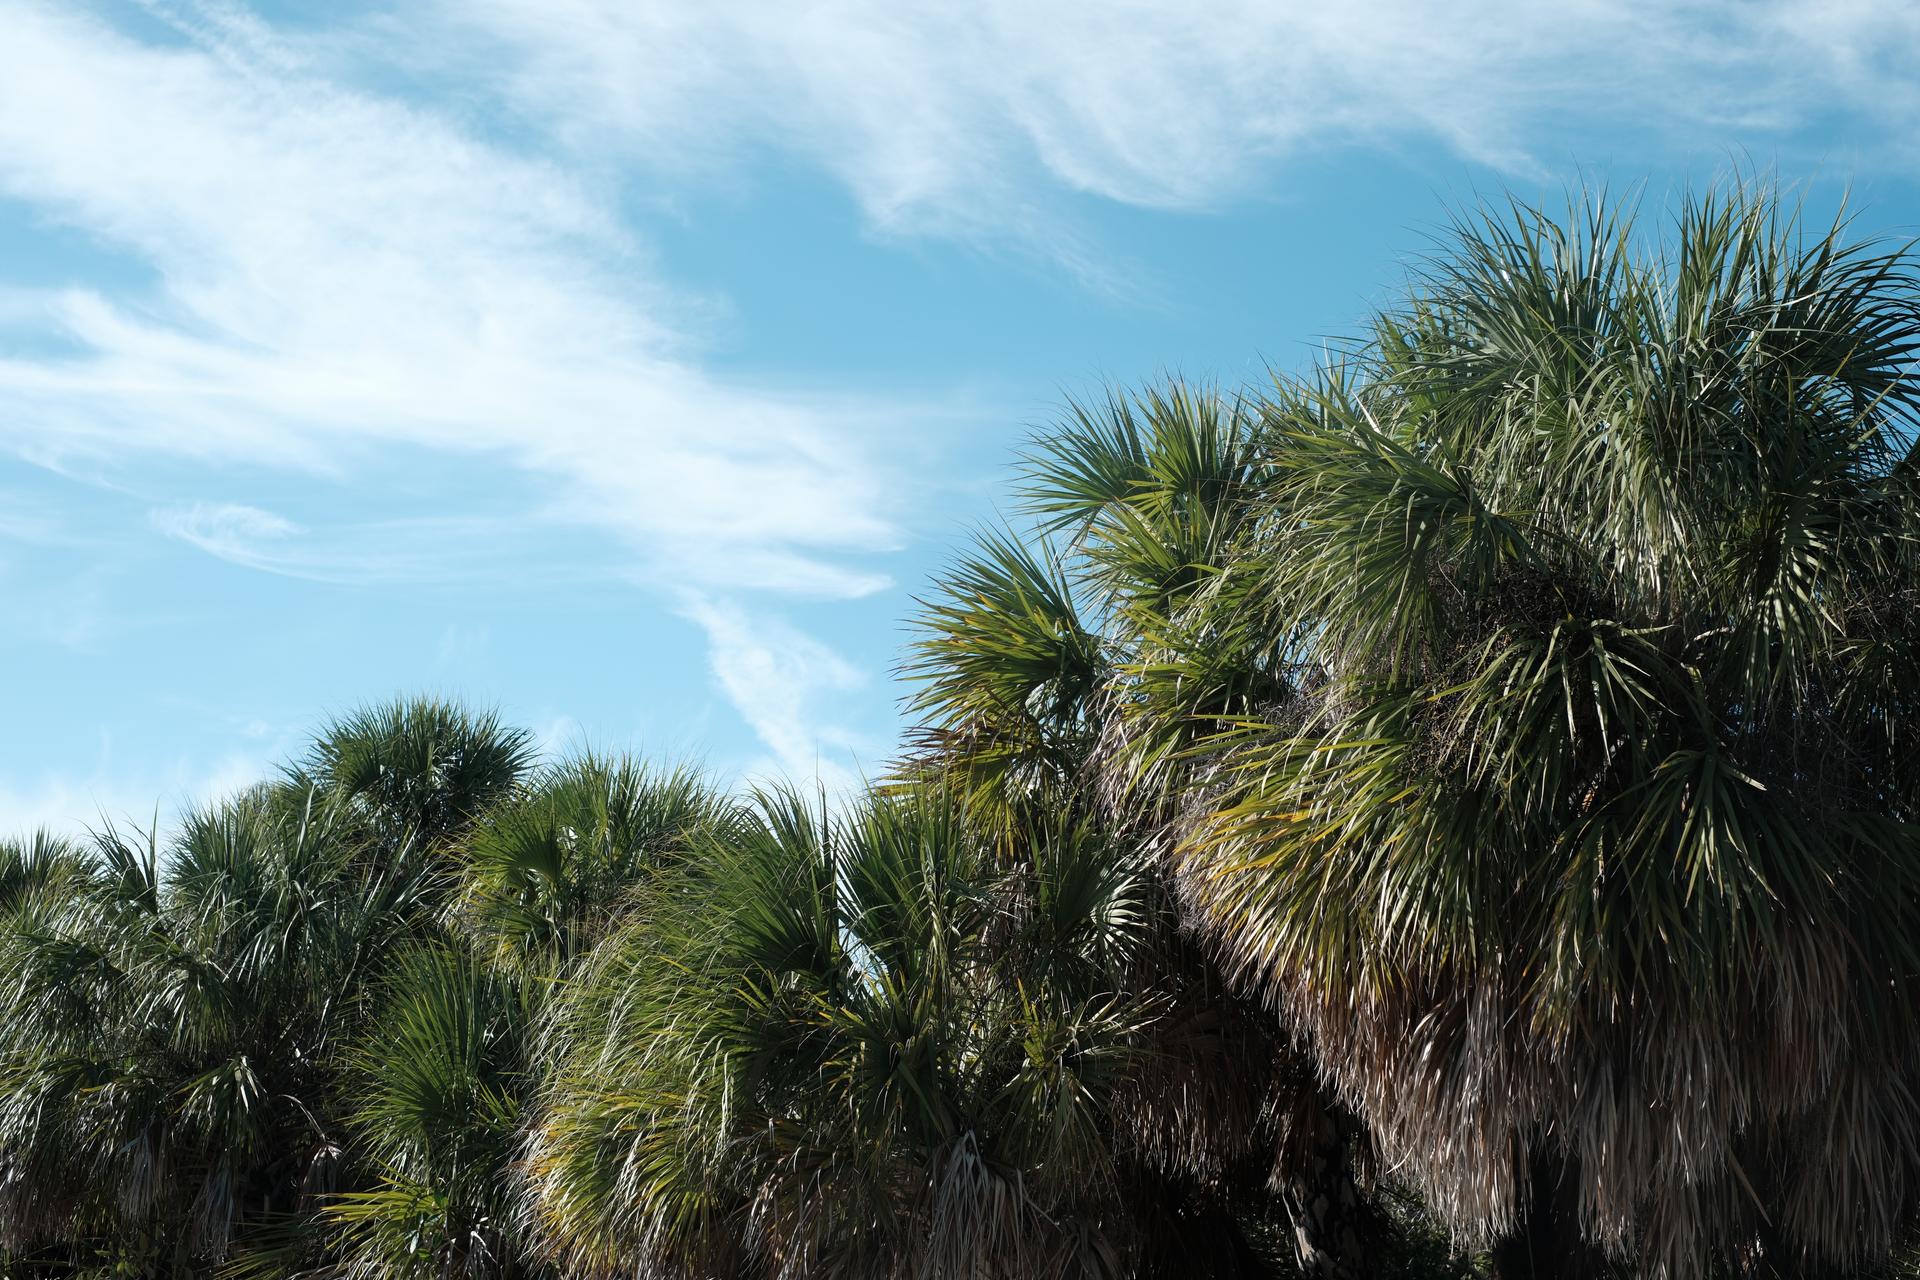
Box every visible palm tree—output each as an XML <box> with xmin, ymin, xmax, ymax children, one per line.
<box><xmin>1146</xmin><ymin>185</ymin><xmax>1920</xmax><ymax>1276</ymax></box>
<box><xmin>328</xmin><ymin>942</ymin><xmax>537</xmax><ymax>1279</ymax></box>
<box><xmin>458</xmin><ymin>754</ymin><xmax>741</xmax><ymax>975</ymax></box>
<box><xmin>0</xmin><ymin>697</ymin><xmax>538</xmax><ymax>1275</ymax></box>
<box><xmin>299</xmin><ymin>696</ymin><xmax>537</xmax><ymax>851</ymax></box>
<box><xmin>330</xmin><ymin>754</ymin><xmax>739</xmax><ymax>1277</ymax></box>
<box><xmin>0</xmin><ymin>830</ymin><xmax>90</xmax><ymax>911</ymax></box>
<box><xmin>0</xmin><ymin>791</ymin><xmax>424</xmax><ymax>1273</ymax></box>
<box><xmin>905</xmin><ymin>388</ymin><xmax>1390</xmax><ymax>1278</ymax></box>
<box><xmin>524</xmin><ymin>782</ymin><xmax>1295</xmax><ymax>1279</ymax></box>
<box><xmin>5</xmin><ymin>181</ymin><xmax>1912</xmax><ymax>1280</ymax></box>
<box><xmin>905</xmin><ymin>385</ymin><xmax>1281</xmax><ymax>817</ymax></box>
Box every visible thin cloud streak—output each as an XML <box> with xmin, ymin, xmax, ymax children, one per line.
<box><xmin>0</xmin><ymin>0</ymin><xmax>923</xmax><ymax>776</ymax></box>
<box><xmin>148</xmin><ymin>501</ymin><xmax>639</xmax><ymax>587</ymax></box>
<box><xmin>0</xmin><ymin>0</ymin><xmax>911</xmax><ymax>600</ymax></box>
<box><xmin>679</xmin><ymin>594</ymin><xmax>874</xmax><ymax>794</ymax></box>
<box><xmin>8</xmin><ymin>0</ymin><xmax>1919</xmax><ymax>798</ymax></box>
<box><xmin>436</xmin><ymin>0</ymin><xmax>1920</xmax><ymax>243</ymax></box>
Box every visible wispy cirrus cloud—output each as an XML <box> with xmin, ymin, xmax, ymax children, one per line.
<box><xmin>148</xmin><ymin>500</ymin><xmax>626</xmax><ymax>587</ymax></box>
<box><xmin>431</xmin><ymin>0</ymin><xmax>1920</xmax><ymax>245</ymax></box>
<box><xmin>8</xmin><ymin>0</ymin><xmax>1920</xmax><ymax>806</ymax></box>
<box><xmin>0</xmin><ymin>0</ymin><xmax>906</xmax><ymax>778</ymax></box>
<box><xmin>0</xmin><ymin>0</ymin><xmax>908</xmax><ymax>601</ymax></box>
<box><xmin>151</xmin><ymin>502</ymin><xmax>299</xmax><ymax>567</ymax></box>
<box><xmin>679</xmin><ymin>594</ymin><xmax>875</xmax><ymax>793</ymax></box>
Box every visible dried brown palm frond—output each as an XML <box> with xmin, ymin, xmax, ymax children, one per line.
<box><xmin>1167</xmin><ymin>180</ymin><xmax>1920</xmax><ymax>1276</ymax></box>
<box><xmin>904</xmin><ymin>179</ymin><xmax>1920</xmax><ymax>1277</ymax></box>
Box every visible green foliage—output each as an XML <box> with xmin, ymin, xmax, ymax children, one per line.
<box><xmin>0</xmin><ymin>790</ymin><xmax>403</xmax><ymax>1269</ymax></box>
<box><xmin>0</xmin><ymin>698</ymin><xmax>536</xmax><ymax>1276</ymax></box>
<box><xmin>459</xmin><ymin>755</ymin><xmax>741</xmax><ymax>976</ymax></box>
<box><xmin>1013</xmin><ymin>184</ymin><xmax>1920</xmax><ymax>1276</ymax></box>
<box><xmin>5</xmin><ymin>183</ymin><xmax>1920</xmax><ymax>1280</ymax></box>
<box><xmin>328</xmin><ymin>755</ymin><xmax>736</xmax><ymax>1277</ymax></box>
<box><xmin>909</xmin><ymin>181</ymin><xmax>1920</xmax><ymax>1277</ymax></box>
<box><xmin>904</xmin><ymin>529</ymin><xmax>1108</xmax><ymax>816</ymax></box>
<box><xmin>525</xmin><ymin>783</ymin><xmax>1281</xmax><ymax>1279</ymax></box>
<box><xmin>299</xmin><ymin>697</ymin><xmax>536</xmax><ymax>848</ymax></box>
<box><xmin>329</xmin><ymin>944</ymin><xmax>532</xmax><ymax>1279</ymax></box>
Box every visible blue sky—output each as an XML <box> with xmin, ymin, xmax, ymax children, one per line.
<box><xmin>4</xmin><ymin>0</ymin><xmax>1920</xmax><ymax>831</ymax></box>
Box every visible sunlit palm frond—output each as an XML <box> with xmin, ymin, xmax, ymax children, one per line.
<box><xmin>459</xmin><ymin>753</ymin><xmax>739</xmax><ymax>976</ymax></box>
<box><xmin>301</xmin><ymin>697</ymin><xmax>537</xmax><ymax>848</ymax></box>
<box><xmin>527</xmin><ymin>783</ymin><xmax>1188</xmax><ymax>1280</ymax></box>
<box><xmin>330</xmin><ymin>942</ymin><xmax>532</xmax><ymax>1279</ymax></box>
<box><xmin>1170</xmin><ymin>180</ymin><xmax>1920</xmax><ymax>1276</ymax></box>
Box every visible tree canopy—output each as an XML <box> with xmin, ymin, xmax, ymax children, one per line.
<box><xmin>4</xmin><ymin>182</ymin><xmax>1919</xmax><ymax>1279</ymax></box>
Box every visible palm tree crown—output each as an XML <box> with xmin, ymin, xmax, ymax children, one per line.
<box><xmin>1150</xmin><ymin>187</ymin><xmax>1920</xmax><ymax>1275</ymax></box>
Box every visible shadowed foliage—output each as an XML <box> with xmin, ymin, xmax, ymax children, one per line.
<box><xmin>909</xmin><ymin>181</ymin><xmax>1920</xmax><ymax>1278</ymax></box>
<box><xmin>0</xmin><ymin>791</ymin><xmax>434</xmax><ymax>1273</ymax></box>
<box><xmin>905</xmin><ymin>385</ymin><xmax>1388</xmax><ymax>1279</ymax></box>
<box><xmin>329</xmin><ymin>755</ymin><xmax>736</xmax><ymax>1278</ymax></box>
<box><xmin>0</xmin><ymin>698</ymin><xmax>538</xmax><ymax>1276</ymax></box>
<box><xmin>328</xmin><ymin>943</ymin><xmax>535</xmax><ymax>1279</ymax></box>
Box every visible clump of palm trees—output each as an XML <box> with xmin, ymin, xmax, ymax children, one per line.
<box><xmin>4</xmin><ymin>182</ymin><xmax>1919</xmax><ymax>1279</ymax></box>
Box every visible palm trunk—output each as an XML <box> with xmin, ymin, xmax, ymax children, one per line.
<box><xmin>1277</xmin><ymin>1106</ymin><xmax>1374</xmax><ymax>1279</ymax></box>
<box><xmin>1488</xmin><ymin>1152</ymin><xmax>1606</xmax><ymax>1280</ymax></box>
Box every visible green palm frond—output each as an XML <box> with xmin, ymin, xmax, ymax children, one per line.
<box><xmin>527</xmin><ymin>782</ymin><xmax>1183</xmax><ymax>1280</ymax></box>
<box><xmin>1167</xmin><ymin>181</ymin><xmax>1920</xmax><ymax>1275</ymax></box>
<box><xmin>904</xmin><ymin>179</ymin><xmax>1920</xmax><ymax>1277</ymax></box>
<box><xmin>330</xmin><ymin>942</ymin><xmax>531</xmax><ymax>1279</ymax></box>
<box><xmin>300</xmin><ymin>697</ymin><xmax>537</xmax><ymax>848</ymax></box>
<box><xmin>903</xmin><ymin>528</ymin><xmax>1109</xmax><ymax>818</ymax></box>
<box><xmin>459</xmin><ymin>753</ymin><xmax>738</xmax><ymax>976</ymax></box>
<box><xmin>1022</xmin><ymin>383</ymin><xmax>1273</xmax><ymax>626</ymax></box>
<box><xmin>0</xmin><ymin>764</ymin><xmax>452</xmax><ymax>1270</ymax></box>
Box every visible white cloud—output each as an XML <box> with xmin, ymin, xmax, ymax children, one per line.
<box><xmin>0</xmin><ymin>0</ymin><xmax>909</xmax><ymax>601</ymax></box>
<box><xmin>0</xmin><ymin>0</ymin><xmax>921</xmax><ymax>775</ymax></box>
<box><xmin>151</xmin><ymin>501</ymin><xmax>299</xmax><ymax>566</ymax></box>
<box><xmin>148</xmin><ymin>500</ymin><xmax>616</xmax><ymax>586</ymax></box>
<box><xmin>434</xmin><ymin>0</ymin><xmax>1920</xmax><ymax>242</ymax></box>
<box><xmin>0</xmin><ymin>750</ymin><xmax>272</xmax><ymax>839</ymax></box>
<box><xmin>9</xmin><ymin>0</ymin><xmax>1919</xmax><ymax>790</ymax></box>
<box><xmin>679</xmin><ymin>594</ymin><xmax>873</xmax><ymax>795</ymax></box>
